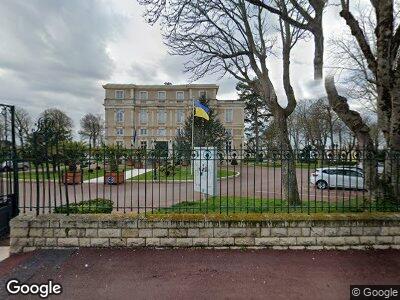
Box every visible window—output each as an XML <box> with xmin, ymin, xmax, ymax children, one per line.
<box><xmin>199</xmin><ymin>90</ymin><xmax>207</xmax><ymax>99</ymax></box>
<box><xmin>116</xmin><ymin>141</ymin><xmax>124</xmax><ymax>147</ymax></box>
<box><xmin>225</xmin><ymin>109</ymin><xmax>233</xmax><ymax>123</ymax></box>
<box><xmin>323</xmin><ymin>169</ymin><xmax>337</xmax><ymax>175</ymax></box>
<box><xmin>140</xmin><ymin>128</ymin><xmax>147</xmax><ymax>136</ymax></box>
<box><xmin>176</xmin><ymin>109</ymin><xmax>184</xmax><ymax>124</ymax></box>
<box><xmin>140</xmin><ymin>110</ymin><xmax>148</xmax><ymax>124</ymax></box>
<box><xmin>345</xmin><ymin>170</ymin><xmax>363</xmax><ymax>177</ymax></box>
<box><xmin>226</xmin><ymin>140</ymin><xmax>232</xmax><ymax>151</ymax></box>
<box><xmin>157</xmin><ymin>128</ymin><xmax>166</xmax><ymax>136</ymax></box>
<box><xmin>116</xmin><ymin>109</ymin><xmax>124</xmax><ymax>123</ymax></box>
<box><xmin>116</xmin><ymin>128</ymin><xmax>124</xmax><ymax>136</ymax></box>
<box><xmin>157</xmin><ymin>110</ymin><xmax>167</xmax><ymax>124</ymax></box>
<box><xmin>176</xmin><ymin>91</ymin><xmax>184</xmax><ymax>101</ymax></box>
<box><xmin>158</xmin><ymin>91</ymin><xmax>166</xmax><ymax>100</ymax></box>
<box><xmin>333</xmin><ymin>169</ymin><xmax>346</xmax><ymax>176</ymax></box>
<box><xmin>176</xmin><ymin>127</ymin><xmax>183</xmax><ymax>136</ymax></box>
<box><xmin>139</xmin><ymin>91</ymin><xmax>148</xmax><ymax>100</ymax></box>
<box><xmin>140</xmin><ymin>141</ymin><xmax>147</xmax><ymax>149</ymax></box>
<box><xmin>115</xmin><ymin>90</ymin><xmax>124</xmax><ymax>99</ymax></box>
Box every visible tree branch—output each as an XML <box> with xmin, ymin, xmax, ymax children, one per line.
<box><xmin>245</xmin><ymin>0</ymin><xmax>310</xmax><ymax>29</ymax></box>
<box><xmin>324</xmin><ymin>76</ymin><xmax>374</xmax><ymax>149</ymax></box>
<box><xmin>339</xmin><ymin>5</ymin><xmax>377</xmax><ymax>75</ymax></box>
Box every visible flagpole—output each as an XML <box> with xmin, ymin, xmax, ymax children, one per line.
<box><xmin>191</xmin><ymin>98</ymin><xmax>195</xmax><ymax>174</ymax></box>
<box><xmin>191</xmin><ymin>98</ymin><xmax>195</xmax><ymax>152</ymax></box>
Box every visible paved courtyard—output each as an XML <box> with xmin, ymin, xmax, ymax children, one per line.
<box><xmin>1</xmin><ymin>248</ymin><xmax>399</xmax><ymax>299</ymax></box>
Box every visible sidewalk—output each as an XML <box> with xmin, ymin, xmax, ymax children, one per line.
<box><xmin>1</xmin><ymin>248</ymin><xmax>399</xmax><ymax>299</ymax></box>
<box><xmin>82</xmin><ymin>168</ymin><xmax>151</xmax><ymax>183</ymax></box>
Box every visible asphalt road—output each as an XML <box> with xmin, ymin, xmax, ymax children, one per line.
<box><xmin>1</xmin><ymin>248</ymin><xmax>399</xmax><ymax>299</ymax></box>
<box><xmin>13</xmin><ymin>166</ymin><xmax>366</xmax><ymax>213</ymax></box>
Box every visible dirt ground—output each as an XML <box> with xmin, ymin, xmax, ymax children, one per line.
<box><xmin>1</xmin><ymin>248</ymin><xmax>400</xmax><ymax>299</ymax></box>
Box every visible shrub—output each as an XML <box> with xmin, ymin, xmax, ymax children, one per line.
<box><xmin>54</xmin><ymin>198</ymin><xmax>113</xmax><ymax>214</ymax></box>
<box><xmin>159</xmin><ymin>162</ymin><xmax>176</xmax><ymax>177</ymax></box>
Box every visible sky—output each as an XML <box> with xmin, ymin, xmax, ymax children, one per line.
<box><xmin>0</xmin><ymin>0</ymin><xmax>357</xmax><ymax>133</ymax></box>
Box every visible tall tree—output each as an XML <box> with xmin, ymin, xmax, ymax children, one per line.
<box><xmin>37</xmin><ymin>108</ymin><xmax>73</xmax><ymax>145</ymax></box>
<box><xmin>236</xmin><ymin>81</ymin><xmax>271</xmax><ymax>152</ymax></box>
<box><xmin>326</xmin><ymin>0</ymin><xmax>400</xmax><ymax>199</ymax></box>
<box><xmin>245</xmin><ymin>0</ymin><xmax>327</xmax><ymax>79</ymax></box>
<box><xmin>79</xmin><ymin>113</ymin><xmax>103</xmax><ymax>148</ymax></box>
<box><xmin>139</xmin><ymin>0</ymin><xmax>304</xmax><ymax>204</ymax></box>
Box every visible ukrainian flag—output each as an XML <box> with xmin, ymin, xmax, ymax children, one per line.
<box><xmin>194</xmin><ymin>100</ymin><xmax>210</xmax><ymax>121</ymax></box>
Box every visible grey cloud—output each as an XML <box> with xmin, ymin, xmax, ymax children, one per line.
<box><xmin>128</xmin><ymin>55</ymin><xmax>187</xmax><ymax>84</ymax></box>
<box><xmin>129</xmin><ymin>56</ymin><xmax>238</xmax><ymax>100</ymax></box>
<box><xmin>0</xmin><ymin>0</ymin><xmax>122</xmax><ymax>131</ymax></box>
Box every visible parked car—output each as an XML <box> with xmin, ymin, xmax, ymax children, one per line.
<box><xmin>334</xmin><ymin>165</ymin><xmax>364</xmax><ymax>173</ymax></box>
<box><xmin>357</xmin><ymin>162</ymin><xmax>384</xmax><ymax>174</ymax></box>
<box><xmin>0</xmin><ymin>160</ymin><xmax>30</xmax><ymax>172</ymax></box>
<box><xmin>310</xmin><ymin>167</ymin><xmax>365</xmax><ymax>190</ymax></box>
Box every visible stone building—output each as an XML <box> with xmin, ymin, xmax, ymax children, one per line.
<box><xmin>103</xmin><ymin>83</ymin><xmax>244</xmax><ymax>150</ymax></box>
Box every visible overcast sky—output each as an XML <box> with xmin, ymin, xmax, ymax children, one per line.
<box><xmin>0</xmin><ymin>0</ymin><xmax>353</xmax><ymax>133</ymax></box>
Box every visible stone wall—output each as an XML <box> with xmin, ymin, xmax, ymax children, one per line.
<box><xmin>10</xmin><ymin>214</ymin><xmax>400</xmax><ymax>253</ymax></box>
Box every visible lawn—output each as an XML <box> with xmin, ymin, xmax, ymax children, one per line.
<box><xmin>130</xmin><ymin>166</ymin><xmax>236</xmax><ymax>181</ymax></box>
<box><xmin>54</xmin><ymin>198</ymin><xmax>113</xmax><ymax>214</ymax></box>
<box><xmin>156</xmin><ymin>196</ymin><xmax>398</xmax><ymax>214</ymax></box>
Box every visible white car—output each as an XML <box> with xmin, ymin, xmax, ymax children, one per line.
<box><xmin>357</xmin><ymin>162</ymin><xmax>384</xmax><ymax>175</ymax></box>
<box><xmin>310</xmin><ymin>167</ymin><xmax>365</xmax><ymax>190</ymax></box>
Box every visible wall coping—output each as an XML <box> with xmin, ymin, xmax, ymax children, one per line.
<box><xmin>11</xmin><ymin>212</ymin><xmax>400</xmax><ymax>224</ymax></box>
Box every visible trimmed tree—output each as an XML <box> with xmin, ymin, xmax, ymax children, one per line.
<box><xmin>174</xmin><ymin>96</ymin><xmax>229</xmax><ymax>162</ymax></box>
<box><xmin>236</xmin><ymin>81</ymin><xmax>271</xmax><ymax>153</ymax></box>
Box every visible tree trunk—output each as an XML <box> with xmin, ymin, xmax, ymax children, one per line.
<box><xmin>312</xmin><ymin>25</ymin><xmax>324</xmax><ymax>80</ymax></box>
<box><xmin>387</xmin><ymin>77</ymin><xmax>400</xmax><ymax>200</ymax></box>
<box><xmin>255</xmin><ymin>109</ymin><xmax>259</xmax><ymax>154</ymax></box>
<box><xmin>325</xmin><ymin>77</ymin><xmax>378</xmax><ymax>196</ymax></box>
<box><xmin>374</xmin><ymin>1</ymin><xmax>399</xmax><ymax>203</ymax></box>
<box><xmin>275</xmin><ymin>108</ymin><xmax>301</xmax><ymax>205</ymax></box>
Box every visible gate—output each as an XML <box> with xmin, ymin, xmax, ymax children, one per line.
<box><xmin>0</xmin><ymin>104</ymin><xmax>19</xmax><ymax>239</ymax></box>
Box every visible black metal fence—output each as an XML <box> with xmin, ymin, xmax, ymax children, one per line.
<box><xmin>5</xmin><ymin>141</ymin><xmax>400</xmax><ymax>215</ymax></box>
<box><xmin>0</xmin><ymin>104</ymin><xmax>19</xmax><ymax>237</ymax></box>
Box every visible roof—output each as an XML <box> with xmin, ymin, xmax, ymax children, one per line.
<box><xmin>102</xmin><ymin>83</ymin><xmax>219</xmax><ymax>91</ymax></box>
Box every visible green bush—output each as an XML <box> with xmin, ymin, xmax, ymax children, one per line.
<box><xmin>54</xmin><ymin>198</ymin><xmax>113</xmax><ymax>214</ymax></box>
<box><xmin>159</xmin><ymin>162</ymin><xmax>176</xmax><ymax>177</ymax></box>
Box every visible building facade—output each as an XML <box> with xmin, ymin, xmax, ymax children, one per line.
<box><xmin>103</xmin><ymin>83</ymin><xmax>244</xmax><ymax>150</ymax></box>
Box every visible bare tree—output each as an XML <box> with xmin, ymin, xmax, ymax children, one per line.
<box><xmin>15</xmin><ymin>107</ymin><xmax>32</xmax><ymax>146</ymax></box>
<box><xmin>328</xmin><ymin>5</ymin><xmax>377</xmax><ymax>113</ymax></box>
<box><xmin>246</xmin><ymin>0</ymin><xmax>327</xmax><ymax>79</ymax></box>
<box><xmin>79</xmin><ymin>113</ymin><xmax>103</xmax><ymax>148</ymax></box>
<box><xmin>139</xmin><ymin>0</ymin><xmax>306</xmax><ymax>204</ymax></box>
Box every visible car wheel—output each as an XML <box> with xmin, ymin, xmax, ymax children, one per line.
<box><xmin>316</xmin><ymin>180</ymin><xmax>328</xmax><ymax>190</ymax></box>
<box><xmin>23</xmin><ymin>166</ymin><xmax>29</xmax><ymax>171</ymax></box>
